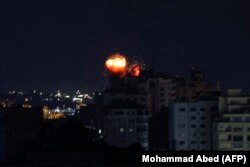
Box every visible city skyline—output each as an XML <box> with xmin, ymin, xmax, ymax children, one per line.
<box><xmin>1</xmin><ymin>1</ymin><xmax>250</xmax><ymax>166</ymax></box>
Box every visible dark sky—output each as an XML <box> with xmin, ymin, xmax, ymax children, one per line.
<box><xmin>0</xmin><ymin>0</ymin><xmax>249</xmax><ymax>93</ymax></box>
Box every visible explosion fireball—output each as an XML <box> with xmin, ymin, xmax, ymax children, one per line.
<box><xmin>105</xmin><ymin>53</ymin><xmax>127</xmax><ymax>74</ymax></box>
<box><xmin>105</xmin><ymin>53</ymin><xmax>143</xmax><ymax>78</ymax></box>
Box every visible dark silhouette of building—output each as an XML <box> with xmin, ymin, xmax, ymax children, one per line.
<box><xmin>190</xmin><ymin>67</ymin><xmax>205</xmax><ymax>81</ymax></box>
<box><xmin>3</xmin><ymin>107</ymin><xmax>43</xmax><ymax>159</ymax></box>
<box><xmin>0</xmin><ymin>107</ymin><xmax>4</xmax><ymax>161</ymax></box>
<box><xmin>149</xmin><ymin>109</ymin><xmax>169</xmax><ymax>150</ymax></box>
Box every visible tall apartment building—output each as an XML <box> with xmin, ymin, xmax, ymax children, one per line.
<box><xmin>102</xmin><ymin>71</ymin><xmax>176</xmax><ymax>116</ymax></box>
<box><xmin>104</xmin><ymin>101</ymin><xmax>149</xmax><ymax>150</ymax></box>
<box><xmin>175</xmin><ymin>68</ymin><xmax>220</xmax><ymax>102</ymax></box>
<box><xmin>169</xmin><ymin>101</ymin><xmax>217</xmax><ymax>150</ymax></box>
<box><xmin>215</xmin><ymin>89</ymin><xmax>250</xmax><ymax>150</ymax></box>
<box><xmin>137</xmin><ymin>74</ymin><xmax>176</xmax><ymax>115</ymax></box>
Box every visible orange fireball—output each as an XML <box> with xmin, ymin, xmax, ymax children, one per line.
<box><xmin>105</xmin><ymin>54</ymin><xmax>127</xmax><ymax>74</ymax></box>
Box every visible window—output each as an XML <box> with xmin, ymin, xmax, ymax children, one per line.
<box><xmin>248</xmin><ymin>127</ymin><xmax>250</xmax><ymax>132</ymax></box>
<box><xmin>232</xmin><ymin>117</ymin><xmax>242</xmax><ymax>122</ymax></box>
<box><xmin>191</xmin><ymin>141</ymin><xmax>196</xmax><ymax>144</ymax></box>
<box><xmin>190</xmin><ymin>116</ymin><xmax>196</xmax><ymax>120</ymax></box>
<box><xmin>210</xmin><ymin>107</ymin><xmax>218</xmax><ymax>111</ymax></box>
<box><xmin>225</xmin><ymin>126</ymin><xmax>231</xmax><ymax>132</ymax></box>
<box><xmin>137</xmin><ymin>118</ymin><xmax>147</xmax><ymax>123</ymax></box>
<box><xmin>247</xmin><ymin>136</ymin><xmax>250</xmax><ymax>141</ymax></box>
<box><xmin>129</xmin><ymin>119</ymin><xmax>134</xmax><ymax>124</ymax></box>
<box><xmin>115</xmin><ymin>111</ymin><xmax>124</xmax><ymax>115</ymax></box>
<box><xmin>178</xmin><ymin>124</ymin><xmax>186</xmax><ymax>128</ymax></box>
<box><xmin>137</xmin><ymin>126</ymin><xmax>148</xmax><ymax>132</ymax></box>
<box><xmin>200</xmin><ymin>124</ymin><xmax>206</xmax><ymax>128</ymax></box>
<box><xmin>200</xmin><ymin>108</ymin><xmax>205</xmax><ymax>111</ymax></box>
<box><xmin>191</xmin><ymin>124</ymin><xmax>197</xmax><ymax>128</ymax></box>
<box><xmin>200</xmin><ymin>141</ymin><xmax>206</xmax><ymax>144</ymax></box>
<box><xmin>245</xmin><ymin>117</ymin><xmax>250</xmax><ymax>122</ymax></box>
<box><xmin>233</xmin><ymin>136</ymin><xmax>243</xmax><ymax>141</ymax></box>
<box><xmin>233</xmin><ymin>127</ymin><xmax>243</xmax><ymax>132</ymax></box>
<box><xmin>200</xmin><ymin>116</ymin><xmax>206</xmax><ymax>120</ymax></box>
<box><xmin>200</xmin><ymin>132</ymin><xmax>206</xmax><ymax>136</ymax></box>
<box><xmin>179</xmin><ymin>141</ymin><xmax>185</xmax><ymax>145</ymax></box>
<box><xmin>191</xmin><ymin>108</ymin><xmax>196</xmax><ymax>112</ymax></box>
<box><xmin>179</xmin><ymin>108</ymin><xmax>185</xmax><ymax>112</ymax></box>
<box><xmin>233</xmin><ymin>141</ymin><xmax>243</xmax><ymax>149</ymax></box>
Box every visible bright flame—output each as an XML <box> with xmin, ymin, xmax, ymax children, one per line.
<box><xmin>105</xmin><ymin>54</ymin><xmax>127</xmax><ymax>74</ymax></box>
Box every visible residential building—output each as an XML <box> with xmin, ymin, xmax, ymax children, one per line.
<box><xmin>104</xmin><ymin>100</ymin><xmax>149</xmax><ymax>150</ymax></box>
<box><xmin>175</xmin><ymin>68</ymin><xmax>220</xmax><ymax>102</ymax></box>
<box><xmin>169</xmin><ymin>101</ymin><xmax>217</xmax><ymax>150</ymax></box>
<box><xmin>215</xmin><ymin>89</ymin><xmax>250</xmax><ymax>150</ymax></box>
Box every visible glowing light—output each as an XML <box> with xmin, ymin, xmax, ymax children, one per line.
<box><xmin>105</xmin><ymin>53</ymin><xmax>127</xmax><ymax>74</ymax></box>
<box><xmin>130</xmin><ymin>65</ymin><xmax>140</xmax><ymax>77</ymax></box>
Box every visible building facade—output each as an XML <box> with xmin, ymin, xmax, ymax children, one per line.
<box><xmin>104</xmin><ymin>101</ymin><xmax>149</xmax><ymax>150</ymax></box>
<box><xmin>169</xmin><ymin>101</ymin><xmax>217</xmax><ymax>150</ymax></box>
<box><xmin>175</xmin><ymin>68</ymin><xmax>220</xmax><ymax>102</ymax></box>
<box><xmin>215</xmin><ymin>89</ymin><xmax>250</xmax><ymax>150</ymax></box>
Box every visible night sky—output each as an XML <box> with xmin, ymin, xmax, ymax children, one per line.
<box><xmin>0</xmin><ymin>0</ymin><xmax>249</xmax><ymax>93</ymax></box>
